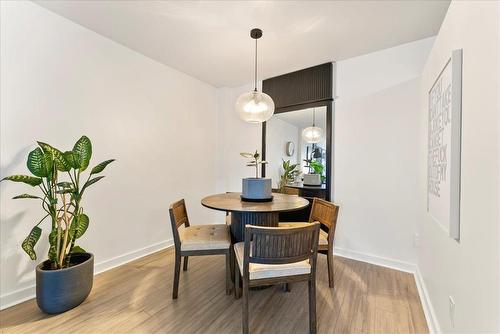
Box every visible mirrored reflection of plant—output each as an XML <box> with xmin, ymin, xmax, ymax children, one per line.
<box><xmin>240</xmin><ymin>150</ymin><xmax>268</xmax><ymax>178</ymax></box>
<box><xmin>304</xmin><ymin>158</ymin><xmax>326</xmax><ymax>183</ymax></box>
<box><xmin>278</xmin><ymin>159</ymin><xmax>299</xmax><ymax>193</ymax></box>
<box><xmin>1</xmin><ymin>136</ymin><xmax>114</xmax><ymax>269</ymax></box>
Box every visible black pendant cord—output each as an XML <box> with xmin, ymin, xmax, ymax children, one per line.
<box><xmin>250</xmin><ymin>28</ymin><xmax>262</xmax><ymax>92</ymax></box>
<box><xmin>254</xmin><ymin>38</ymin><xmax>258</xmax><ymax>92</ymax></box>
<box><xmin>312</xmin><ymin>108</ymin><xmax>316</xmax><ymax>127</ymax></box>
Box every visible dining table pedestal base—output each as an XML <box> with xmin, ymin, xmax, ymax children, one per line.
<box><xmin>230</xmin><ymin>212</ymin><xmax>279</xmax><ymax>243</ymax></box>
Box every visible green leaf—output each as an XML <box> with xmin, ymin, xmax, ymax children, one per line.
<box><xmin>12</xmin><ymin>194</ymin><xmax>41</xmax><ymax>199</ymax></box>
<box><xmin>57</xmin><ymin>182</ymin><xmax>73</xmax><ymax>189</ymax></box>
<box><xmin>81</xmin><ymin>176</ymin><xmax>104</xmax><ymax>194</ymax></box>
<box><xmin>49</xmin><ymin>229</ymin><xmax>58</xmax><ymax>246</ymax></box>
<box><xmin>63</xmin><ymin>151</ymin><xmax>81</xmax><ymax>169</ymax></box>
<box><xmin>309</xmin><ymin>160</ymin><xmax>324</xmax><ymax>174</ymax></box>
<box><xmin>38</xmin><ymin>142</ymin><xmax>71</xmax><ymax>172</ymax></box>
<box><xmin>72</xmin><ymin>136</ymin><xmax>92</xmax><ymax>171</ymax></box>
<box><xmin>70</xmin><ymin>214</ymin><xmax>89</xmax><ymax>239</ymax></box>
<box><xmin>22</xmin><ymin>226</ymin><xmax>42</xmax><ymax>260</ymax></box>
<box><xmin>70</xmin><ymin>246</ymin><xmax>86</xmax><ymax>254</ymax></box>
<box><xmin>90</xmin><ymin>159</ymin><xmax>115</xmax><ymax>175</ymax></box>
<box><xmin>240</xmin><ymin>152</ymin><xmax>254</xmax><ymax>158</ymax></box>
<box><xmin>27</xmin><ymin>147</ymin><xmax>48</xmax><ymax>177</ymax></box>
<box><xmin>48</xmin><ymin>229</ymin><xmax>58</xmax><ymax>262</ymax></box>
<box><xmin>48</xmin><ymin>245</ymin><xmax>57</xmax><ymax>262</ymax></box>
<box><xmin>1</xmin><ymin>175</ymin><xmax>42</xmax><ymax>186</ymax></box>
<box><xmin>55</xmin><ymin>188</ymin><xmax>74</xmax><ymax>194</ymax></box>
<box><xmin>44</xmin><ymin>152</ymin><xmax>55</xmax><ymax>180</ymax></box>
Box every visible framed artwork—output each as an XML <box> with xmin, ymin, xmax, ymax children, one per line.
<box><xmin>427</xmin><ymin>49</ymin><xmax>463</xmax><ymax>241</ymax></box>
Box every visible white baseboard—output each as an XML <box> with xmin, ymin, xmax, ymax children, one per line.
<box><xmin>414</xmin><ymin>267</ymin><xmax>441</xmax><ymax>334</ymax></box>
<box><xmin>0</xmin><ymin>239</ymin><xmax>173</xmax><ymax>310</ymax></box>
<box><xmin>334</xmin><ymin>246</ymin><xmax>416</xmax><ymax>273</ymax></box>
<box><xmin>334</xmin><ymin>247</ymin><xmax>439</xmax><ymax>333</ymax></box>
<box><xmin>0</xmin><ymin>286</ymin><xmax>37</xmax><ymax>311</ymax></box>
<box><xmin>93</xmin><ymin>239</ymin><xmax>173</xmax><ymax>274</ymax></box>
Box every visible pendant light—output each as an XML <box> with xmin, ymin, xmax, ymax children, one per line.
<box><xmin>235</xmin><ymin>28</ymin><xmax>275</xmax><ymax>123</ymax></box>
<box><xmin>302</xmin><ymin>108</ymin><xmax>324</xmax><ymax>144</ymax></box>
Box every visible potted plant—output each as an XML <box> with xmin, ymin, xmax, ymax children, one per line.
<box><xmin>303</xmin><ymin>158</ymin><xmax>325</xmax><ymax>186</ymax></box>
<box><xmin>1</xmin><ymin>136</ymin><xmax>114</xmax><ymax>314</ymax></box>
<box><xmin>240</xmin><ymin>150</ymin><xmax>272</xmax><ymax>201</ymax></box>
<box><xmin>278</xmin><ymin>159</ymin><xmax>299</xmax><ymax>193</ymax></box>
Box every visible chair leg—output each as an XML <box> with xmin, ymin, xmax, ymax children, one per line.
<box><xmin>242</xmin><ymin>277</ymin><xmax>249</xmax><ymax>334</ymax></box>
<box><xmin>183</xmin><ymin>256</ymin><xmax>189</xmax><ymax>271</ymax></box>
<box><xmin>225</xmin><ymin>251</ymin><xmax>231</xmax><ymax>295</ymax></box>
<box><xmin>327</xmin><ymin>250</ymin><xmax>334</xmax><ymax>288</ymax></box>
<box><xmin>282</xmin><ymin>283</ymin><xmax>291</xmax><ymax>292</ymax></box>
<box><xmin>235</xmin><ymin>262</ymin><xmax>241</xmax><ymax>299</ymax></box>
<box><xmin>172</xmin><ymin>253</ymin><xmax>181</xmax><ymax>299</ymax></box>
<box><xmin>230</xmin><ymin>245</ymin><xmax>235</xmax><ymax>282</ymax></box>
<box><xmin>308</xmin><ymin>278</ymin><xmax>317</xmax><ymax>334</ymax></box>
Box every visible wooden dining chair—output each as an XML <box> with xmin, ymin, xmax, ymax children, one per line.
<box><xmin>234</xmin><ymin>223</ymin><xmax>320</xmax><ymax>334</ymax></box>
<box><xmin>279</xmin><ymin>198</ymin><xmax>339</xmax><ymax>288</ymax></box>
<box><xmin>169</xmin><ymin>199</ymin><xmax>232</xmax><ymax>299</ymax></box>
<box><xmin>283</xmin><ymin>186</ymin><xmax>300</xmax><ymax>195</ymax></box>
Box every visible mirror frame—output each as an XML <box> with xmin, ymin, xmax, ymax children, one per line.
<box><xmin>261</xmin><ymin>99</ymin><xmax>333</xmax><ymax>201</ymax></box>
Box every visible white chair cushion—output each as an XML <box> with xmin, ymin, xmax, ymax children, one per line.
<box><xmin>234</xmin><ymin>242</ymin><xmax>311</xmax><ymax>280</ymax></box>
<box><xmin>279</xmin><ymin>222</ymin><xmax>329</xmax><ymax>246</ymax></box>
<box><xmin>180</xmin><ymin>224</ymin><xmax>230</xmax><ymax>251</ymax></box>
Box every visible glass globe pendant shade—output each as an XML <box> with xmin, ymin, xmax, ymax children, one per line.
<box><xmin>235</xmin><ymin>90</ymin><xmax>275</xmax><ymax>123</ymax></box>
<box><xmin>302</xmin><ymin>126</ymin><xmax>324</xmax><ymax>144</ymax></box>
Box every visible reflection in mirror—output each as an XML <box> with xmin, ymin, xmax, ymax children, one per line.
<box><xmin>266</xmin><ymin>106</ymin><xmax>327</xmax><ymax>194</ymax></box>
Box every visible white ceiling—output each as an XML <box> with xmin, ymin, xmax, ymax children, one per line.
<box><xmin>35</xmin><ymin>0</ymin><xmax>450</xmax><ymax>88</ymax></box>
<box><xmin>275</xmin><ymin>107</ymin><xmax>327</xmax><ymax>130</ymax></box>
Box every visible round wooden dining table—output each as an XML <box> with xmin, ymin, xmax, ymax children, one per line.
<box><xmin>201</xmin><ymin>192</ymin><xmax>309</xmax><ymax>242</ymax></box>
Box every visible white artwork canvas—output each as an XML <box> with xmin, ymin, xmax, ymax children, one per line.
<box><xmin>427</xmin><ymin>49</ymin><xmax>462</xmax><ymax>241</ymax></box>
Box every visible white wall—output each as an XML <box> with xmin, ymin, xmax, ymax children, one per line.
<box><xmin>215</xmin><ymin>84</ymin><xmax>263</xmax><ymax>193</ymax></box>
<box><xmin>417</xmin><ymin>1</ymin><xmax>500</xmax><ymax>333</ymax></box>
<box><xmin>266</xmin><ymin>117</ymin><xmax>299</xmax><ymax>188</ymax></box>
<box><xmin>333</xmin><ymin>38</ymin><xmax>434</xmax><ymax>267</ymax></box>
<box><xmin>338</xmin><ymin>37</ymin><xmax>435</xmax><ymax>101</ymax></box>
<box><xmin>0</xmin><ymin>1</ymin><xmax>218</xmax><ymax>308</ymax></box>
<box><xmin>334</xmin><ymin>78</ymin><xmax>422</xmax><ymax>266</ymax></box>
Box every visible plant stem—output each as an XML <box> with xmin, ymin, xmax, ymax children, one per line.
<box><xmin>58</xmin><ymin>194</ymin><xmax>71</xmax><ymax>268</ymax></box>
<box><xmin>66</xmin><ymin>170</ymin><xmax>82</xmax><ymax>266</ymax></box>
<box><xmin>41</xmin><ymin>199</ymin><xmax>50</xmax><ymax>215</ymax></box>
<box><xmin>38</xmin><ymin>184</ymin><xmax>48</xmax><ymax>197</ymax></box>
<box><xmin>35</xmin><ymin>214</ymin><xmax>50</xmax><ymax>227</ymax></box>
<box><xmin>55</xmin><ymin>216</ymin><xmax>62</xmax><ymax>268</ymax></box>
<box><xmin>68</xmin><ymin>172</ymin><xmax>76</xmax><ymax>188</ymax></box>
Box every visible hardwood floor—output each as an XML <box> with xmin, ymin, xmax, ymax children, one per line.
<box><xmin>0</xmin><ymin>247</ymin><xmax>428</xmax><ymax>334</ymax></box>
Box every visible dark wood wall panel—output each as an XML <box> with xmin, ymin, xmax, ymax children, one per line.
<box><xmin>262</xmin><ymin>62</ymin><xmax>333</xmax><ymax>110</ymax></box>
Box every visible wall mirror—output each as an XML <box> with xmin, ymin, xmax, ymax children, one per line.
<box><xmin>261</xmin><ymin>62</ymin><xmax>334</xmax><ymax>207</ymax></box>
<box><xmin>262</xmin><ymin>101</ymin><xmax>332</xmax><ymax>203</ymax></box>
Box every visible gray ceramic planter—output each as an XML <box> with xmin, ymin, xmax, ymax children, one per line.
<box><xmin>36</xmin><ymin>253</ymin><xmax>94</xmax><ymax>314</ymax></box>
<box><xmin>241</xmin><ymin>177</ymin><xmax>272</xmax><ymax>200</ymax></box>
